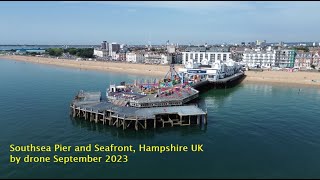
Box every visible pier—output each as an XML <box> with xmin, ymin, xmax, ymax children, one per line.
<box><xmin>70</xmin><ymin>101</ymin><xmax>207</xmax><ymax>131</ymax></box>
<box><xmin>69</xmin><ymin>65</ymin><xmax>245</xmax><ymax>131</ymax></box>
<box><xmin>70</xmin><ymin>92</ymin><xmax>207</xmax><ymax>131</ymax></box>
<box><xmin>191</xmin><ymin>72</ymin><xmax>245</xmax><ymax>91</ymax></box>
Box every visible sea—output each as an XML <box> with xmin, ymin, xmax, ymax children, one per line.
<box><xmin>0</xmin><ymin>58</ymin><xmax>319</xmax><ymax>178</ymax></box>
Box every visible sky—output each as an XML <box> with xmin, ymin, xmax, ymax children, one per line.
<box><xmin>0</xmin><ymin>1</ymin><xmax>319</xmax><ymax>45</ymax></box>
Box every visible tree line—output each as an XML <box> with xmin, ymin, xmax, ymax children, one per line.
<box><xmin>293</xmin><ymin>47</ymin><xmax>309</xmax><ymax>52</ymax></box>
<box><xmin>46</xmin><ymin>48</ymin><xmax>94</xmax><ymax>58</ymax></box>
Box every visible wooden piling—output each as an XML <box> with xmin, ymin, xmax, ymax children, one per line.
<box><xmin>72</xmin><ymin>105</ymin><xmax>76</xmax><ymax>118</ymax></box>
<box><xmin>117</xmin><ymin>114</ymin><xmax>119</xmax><ymax>127</ymax></box>
<box><xmin>135</xmin><ymin>118</ymin><xmax>138</xmax><ymax>131</ymax></box>
<box><xmin>204</xmin><ymin>114</ymin><xmax>207</xmax><ymax>125</ymax></box>
<box><xmin>123</xmin><ymin>118</ymin><xmax>126</xmax><ymax>130</ymax></box>
<box><xmin>144</xmin><ymin>119</ymin><xmax>147</xmax><ymax>129</ymax></box>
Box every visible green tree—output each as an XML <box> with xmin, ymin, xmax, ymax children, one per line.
<box><xmin>66</xmin><ymin>48</ymin><xmax>78</xmax><ymax>55</ymax></box>
<box><xmin>76</xmin><ymin>48</ymin><xmax>93</xmax><ymax>58</ymax></box>
<box><xmin>46</xmin><ymin>48</ymin><xmax>63</xmax><ymax>56</ymax></box>
<box><xmin>293</xmin><ymin>47</ymin><xmax>309</xmax><ymax>52</ymax></box>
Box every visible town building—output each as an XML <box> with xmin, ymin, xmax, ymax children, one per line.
<box><xmin>230</xmin><ymin>46</ymin><xmax>245</xmax><ymax>62</ymax></box>
<box><xmin>312</xmin><ymin>52</ymin><xmax>320</xmax><ymax>69</ymax></box>
<box><xmin>167</xmin><ymin>45</ymin><xmax>176</xmax><ymax>53</ymax></box>
<box><xmin>93</xmin><ymin>49</ymin><xmax>108</xmax><ymax>58</ymax></box>
<box><xmin>242</xmin><ymin>48</ymin><xmax>276</xmax><ymax>68</ymax></box>
<box><xmin>294</xmin><ymin>52</ymin><xmax>313</xmax><ymax>69</ymax></box>
<box><xmin>101</xmin><ymin>41</ymin><xmax>107</xmax><ymax>50</ymax></box>
<box><xmin>108</xmin><ymin>42</ymin><xmax>120</xmax><ymax>57</ymax></box>
<box><xmin>276</xmin><ymin>50</ymin><xmax>296</xmax><ymax>68</ymax></box>
<box><xmin>126</xmin><ymin>52</ymin><xmax>144</xmax><ymax>63</ymax></box>
<box><xmin>117</xmin><ymin>49</ymin><xmax>128</xmax><ymax>61</ymax></box>
<box><xmin>15</xmin><ymin>49</ymin><xmax>46</xmax><ymax>55</ymax></box>
<box><xmin>181</xmin><ymin>46</ymin><xmax>231</xmax><ymax>65</ymax></box>
<box><xmin>309</xmin><ymin>47</ymin><xmax>320</xmax><ymax>53</ymax></box>
<box><xmin>171</xmin><ymin>53</ymin><xmax>183</xmax><ymax>64</ymax></box>
<box><xmin>144</xmin><ymin>53</ymin><xmax>172</xmax><ymax>65</ymax></box>
<box><xmin>256</xmin><ymin>40</ymin><xmax>267</xmax><ymax>46</ymax></box>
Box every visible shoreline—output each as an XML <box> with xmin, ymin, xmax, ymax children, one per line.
<box><xmin>1</xmin><ymin>55</ymin><xmax>176</xmax><ymax>78</ymax></box>
<box><xmin>1</xmin><ymin>55</ymin><xmax>320</xmax><ymax>87</ymax></box>
<box><xmin>243</xmin><ymin>71</ymin><xmax>320</xmax><ymax>87</ymax></box>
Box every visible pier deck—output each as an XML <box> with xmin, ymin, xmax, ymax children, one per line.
<box><xmin>71</xmin><ymin>96</ymin><xmax>207</xmax><ymax>130</ymax></box>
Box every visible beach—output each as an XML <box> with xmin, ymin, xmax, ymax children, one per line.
<box><xmin>1</xmin><ymin>55</ymin><xmax>178</xmax><ymax>78</ymax></box>
<box><xmin>1</xmin><ymin>55</ymin><xmax>320</xmax><ymax>86</ymax></box>
<box><xmin>244</xmin><ymin>70</ymin><xmax>320</xmax><ymax>87</ymax></box>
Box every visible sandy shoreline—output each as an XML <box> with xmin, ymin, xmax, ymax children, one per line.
<box><xmin>244</xmin><ymin>70</ymin><xmax>320</xmax><ymax>87</ymax></box>
<box><xmin>1</xmin><ymin>55</ymin><xmax>178</xmax><ymax>78</ymax></box>
<box><xmin>1</xmin><ymin>55</ymin><xmax>320</xmax><ymax>87</ymax></box>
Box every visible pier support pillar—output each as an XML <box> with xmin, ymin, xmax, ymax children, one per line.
<box><xmin>77</xmin><ymin>107</ymin><xmax>81</xmax><ymax>117</ymax></box>
<box><xmin>116</xmin><ymin>114</ymin><xmax>119</xmax><ymax>128</ymax></box>
<box><xmin>109</xmin><ymin>118</ymin><xmax>112</xmax><ymax>126</ymax></box>
<box><xmin>72</xmin><ymin>105</ymin><xmax>76</xmax><ymax>118</ymax></box>
<box><xmin>204</xmin><ymin>114</ymin><xmax>207</xmax><ymax>125</ymax></box>
<box><xmin>135</xmin><ymin>120</ymin><xmax>138</xmax><ymax>131</ymax></box>
<box><xmin>69</xmin><ymin>104</ymin><xmax>72</xmax><ymax>116</ymax></box>
<box><xmin>123</xmin><ymin>119</ymin><xmax>126</xmax><ymax>130</ymax></box>
<box><xmin>197</xmin><ymin>115</ymin><xmax>200</xmax><ymax>125</ymax></box>
<box><xmin>154</xmin><ymin>117</ymin><xmax>156</xmax><ymax>129</ymax></box>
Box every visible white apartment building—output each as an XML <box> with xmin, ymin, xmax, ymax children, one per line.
<box><xmin>313</xmin><ymin>52</ymin><xmax>320</xmax><ymax>68</ymax></box>
<box><xmin>167</xmin><ymin>45</ymin><xmax>176</xmax><ymax>53</ymax></box>
<box><xmin>126</xmin><ymin>52</ymin><xmax>145</xmax><ymax>63</ymax></box>
<box><xmin>182</xmin><ymin>51</ymin><xmax>231</xmax><ymax>65</ymax></box>
<box><xmin>161</xmin><ymin>54</ymin><xmax>172</xmax><ymax>65</ymax></box>
<box><xmin>93</xmin><ymin>49</ymin><xmax>107</xmax><ymax>57</ymax></box>
<box><xmin>243</xmin><ymin>49</ymin><xmax>276</xmax><ymax>68</ymax></box>
<box><xmin>110</xmin><ymin>51</ymin><xmax>117</xmax><ymax>60</ymax></box>
<box><xmin>144</xmin><ymin>53</ymin><xmax>172</xmax><ymax>64</ymax></box>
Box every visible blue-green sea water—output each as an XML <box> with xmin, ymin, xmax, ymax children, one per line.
<box><xmin>0</xmin><ymin>59</ymin><xmax>320</xmax><ymax>179</ymax></box>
